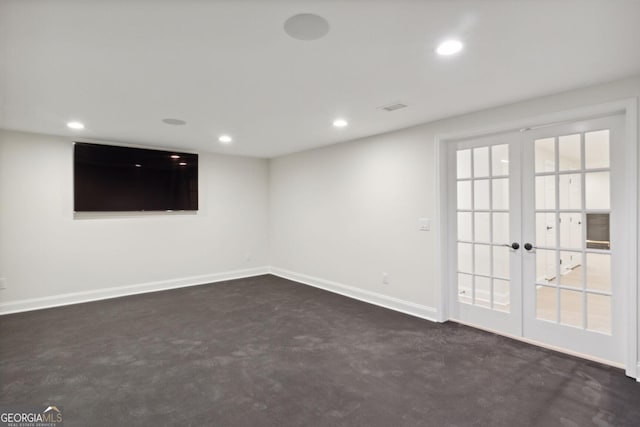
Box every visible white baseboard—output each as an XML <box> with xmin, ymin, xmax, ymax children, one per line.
<box><xmin>1</xmin><ymin>266</ymin><xmax>440</xmax><ymax>324</ymax></box>
<box><xmin>0</xmin><ymin>266</ymin><xmax>270</xmax><ymax>315</ymax></box>
<box><xmin>270</xmin><ymin>267</ymin><xmax>439</xmax><ymax>322</ymax></box>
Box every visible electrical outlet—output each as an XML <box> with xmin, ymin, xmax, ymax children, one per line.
<box><xmin>382</xmin><ymin>273</ymin><xmax>389</xmax><ymax>285</ymax></box>
<box><xmin>0</xmin><ymin>278</ymin><xmax>6</xmax><ymax>290</ymax></box>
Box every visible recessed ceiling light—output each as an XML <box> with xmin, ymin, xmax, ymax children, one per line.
<box><xmin>134</xmin><ymin>164</ymin><xmax>142</xmax><ymax>168</ymax></box>
<box><xmin>284</xmin><ymin>14</ymin><xmax>330</xmax><ymax>41</ymax></box>
<box><xmin>436</xmin><ymin>40</ymin><xmax>463</xmax><ymax>56</ymax></box>
<box><xmin>162</xmin><ymin>118</ymin><xmax>187</xmax><ymax>126</ymax></box>
<box><xmin>218</xmin><ymin>135</ymin><xmax>233</xmax><ymax>144</ymax></box>
<box><xmin>333</xmin><ymin>119</ymin><xmax>348</xmax><ymax>128</ymax></box>
<box><xmin>170</xmin><ymin>154</ymin><xmax>180</xmax><ymax>159</ymax></box>
<box><xmin>179</xmin><ymin>162</ymin><xmax>187</xmax><ymax>166</ymax></box>
<box><xmin>67</xmin><ymin>121</ymin><xmax>85</xmax><ymax>130</ymax></box>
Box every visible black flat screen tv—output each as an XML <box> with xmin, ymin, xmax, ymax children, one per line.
<box><xmin>74</xmin><ymin>142</ymin><xmax>198</xmax><ymax>212</ymax></box>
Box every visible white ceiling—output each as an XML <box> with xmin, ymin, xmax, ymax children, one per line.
<box><xmin>1</xmin><ymin>0</ymin><xmax>639</xmax><ymax>158</ymax></box>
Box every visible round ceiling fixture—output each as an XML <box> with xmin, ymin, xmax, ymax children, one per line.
<box><xmin>436</xmin><ymin>40</ymin><xmax>463</xmax><ymax>56</ymax></box>
<box><xmin>218</xmin><ymin>135</ymin><xmax>233</xmax><ymax>144</ymax></box>
<box><xmin>162</xmin><ymin>118</ymin><xmax>187</xmax><ymax>126</ymax></box>
<box><xmin>284</xmin><ymin>14</ymin><xmax>330</xmax><ymax>41</ymax></box>
<box><xmin>333</xmin><ymin>119</ymin><xmax>348</xmax><ymax>128</ymax></box>
<box><xmin>67</xmin><ymin>121</ymin><xmax>85</xmax><ymax>130</ymax></box>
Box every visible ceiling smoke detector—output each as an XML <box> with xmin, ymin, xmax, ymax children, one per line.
<box><xmin>379</xmin><ymin>103</ymin><xmax>408</xmax><ymax>112</ymax></box>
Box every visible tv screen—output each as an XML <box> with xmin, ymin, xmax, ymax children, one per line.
<box><xmin>74</xmin><ymin>143</ymin><xmax>198</xmax><ymax>212</ymax></box>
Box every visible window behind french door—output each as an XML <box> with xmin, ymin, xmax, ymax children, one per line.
<box><xmin>449</xmin><ymin>114</ymin><xmax>626</xmax><ymax>366</ymax></box>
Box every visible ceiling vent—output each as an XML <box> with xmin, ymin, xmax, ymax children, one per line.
<box><xmin>379</xmin><ymin>103</ymin><xmax>408</xmax><ymax>112</ymax></box>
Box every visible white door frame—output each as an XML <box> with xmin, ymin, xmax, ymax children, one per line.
<box><xmin>434</xmin><ymin>98</ymin><xmax>638</xmax><ymax>378</ymax></box>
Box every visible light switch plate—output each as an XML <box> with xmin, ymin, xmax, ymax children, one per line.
<box><xmin>419</xmin><ymin>218</ymin><xmax>430</xmax><ymax>231</ymax></box>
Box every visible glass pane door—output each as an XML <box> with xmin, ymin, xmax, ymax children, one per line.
<box><xmin>532</xmin><ymin>131</ymin><xmax>611</xmax><ymax>331</ymax></box>
<box><xmin>449</xmin><ymin>132</ymin><xmax>522</xmax><ymax>336</ymax></box>
<box><xmin>522</xmin><ymin>115</ymin><xmax>625</xmax><ymax>364</ymax></box>
<box><xmin>449</xmin><ymin>114</ymin><xmax>628</xmax><ymax>368</ymax></box>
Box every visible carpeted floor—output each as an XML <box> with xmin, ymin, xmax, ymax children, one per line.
<box><xmin>1</xmin><ymin>274</ymin><xmax>639</xmax><ymax>426</ymax></box>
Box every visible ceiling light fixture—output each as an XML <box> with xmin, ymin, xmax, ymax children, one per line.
<box><xmin>218</xmin><ymin>135</ymin><xmax>233</xmax><ymax>144</ymax></box>
<box><xmin>171</xmin><ymin>155</ymin><xmax>180</xmax><ymax>159</ymax></box>
<box><xmin>333</xmin><ymin>119</ymin><xmax>348</xmax><ymax>128</ymax></box>
<box><xmin>179</xmin><ymin>162</ymin><xmax>187</xmax><ymax>166</ymax></box>
<box><xmin>436</xmin><ymin>40</ymin><xmax>463</xmax><ymax>56</ymax></box>
<box><xmin>67</xmin><ymin>121</ymin><xmax>85</xmax><ymax>130</ymax></box>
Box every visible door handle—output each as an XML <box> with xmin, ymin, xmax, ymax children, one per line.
<box><xmin>503</xmin><ymin>242</ymin><xmax>520</xmax><ymax>250</ymax></box>
<box><xmin>524</xmin><ymin>243</ymin><xmax>536</xmax><ymax>251</ymax></box>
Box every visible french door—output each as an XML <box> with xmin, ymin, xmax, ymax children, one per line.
<box><xmin>448</xmin><ymin>132</ymin><xmax>523</xmax><ymax>336</ymax></box>
<box><xmin>448</xmin><ymin>114</ymin><xmax>627</xmax><ymax>365</ymax></box>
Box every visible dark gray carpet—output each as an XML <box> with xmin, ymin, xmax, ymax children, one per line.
<box><xmin>1</xmin><ymin>274</ymin><xmax>639</xmax><ymax>426</ymax></box>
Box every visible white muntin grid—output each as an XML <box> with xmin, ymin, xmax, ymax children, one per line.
<box><xmin>533</xmin><ymin>129</ymin><xmax>612</xmax><ymax>334</ymax></box>
<box><xmin>455</xmin><ymin>144</ymin><xmax>510</xmax><ymax>312</ymax></box>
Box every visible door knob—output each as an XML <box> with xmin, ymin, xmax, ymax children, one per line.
<box><xmin>503</xmin><ymin>242</ymin><xmax>520</xmax><ymax>250</ymax></box>
<box><xmin>524</xmin><ymin>243</ymin><xmax>536</xmax><ymax>251</ymax></box>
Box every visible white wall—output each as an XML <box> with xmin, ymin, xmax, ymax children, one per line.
<box><xmin>269</xmin><ymin>124</ymin><xmax>439</xmax><ymax>313</ymax></box>
<box><xmin>0</xmin><ymin>130</ymin><xmax>269</xmax><ymax>312</ymax></box>
<box><xmin>1</xmin><ymin>75</ymin><xmax>638</xmax><ymax>368</ymax></box>
<box><xmin>269</xmin><ymin>75</ymin><xmax>640</xmax><ymax>320</ymax></box>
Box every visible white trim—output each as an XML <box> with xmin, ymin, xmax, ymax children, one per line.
<box><xmin>624</xmin><ymin>98</ymin><xmax>639</xmax><ymax>379</ymax></box>
<box><xmin>270</xmin><ymin>267</ymin><xmax>440</xmax><ymax>322</ymax></box>
<box><xmin>436</xmin><ymin>98</ymin><xmax>638</xmax><ymax>378</ymax></box>
<box><xmin>1</xmin><ymin>267</ymin><xmax>440</xmax><ymax>323</ymax></box>
<box><xmin>0</xmin><ymin>267</ymin><xmax>270</xmax><ymax>315</ymax></box>
<box><xmin>434</xmin><ymin>132</ymin><xmax>449</xmax><ymax>322</ymax></box>
<box><xmin>434</xmin><ymin>99</ymin><xmax>631</xmax><ymax>144</ymax></box>
<box><xmin>451</xmin><ymin>318</ymin><xmax>625</xmax><ymax>370</ymax></box>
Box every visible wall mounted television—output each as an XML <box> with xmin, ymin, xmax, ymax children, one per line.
<box><xmin>74</xmin><ymin>142</ymin><xmax>198</xmax><ymax>212</ymax></box>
